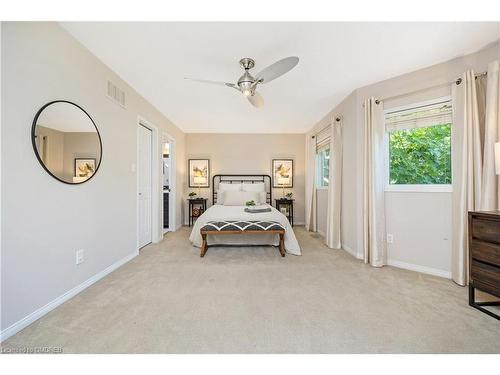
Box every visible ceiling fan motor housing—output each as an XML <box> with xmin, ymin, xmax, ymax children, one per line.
<box><xmin>239</xmin><ymin>57</ymin><xmax>255</xmax><ymax>70</ymax></box>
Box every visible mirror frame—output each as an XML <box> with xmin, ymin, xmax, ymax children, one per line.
<box><xmin>31</xmin><ymin>100</ymin><xmax>103</xmax><ymax>185</ymax></box>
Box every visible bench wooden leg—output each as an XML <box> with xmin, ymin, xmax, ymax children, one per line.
<box><xmin>278</xmin><ymin>233</ymin><xmax>285</xmax><ymax>257</ymax></box>
<box><xmin>201</xmin><ymin>233</ymin><xmax>208</xmax><ymax>257</ymax></box>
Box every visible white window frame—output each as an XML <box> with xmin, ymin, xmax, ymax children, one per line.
<box><xmin>384</xmin><ymin>96</ymin><xmax>453</xmax><ymax>193</ymax></box>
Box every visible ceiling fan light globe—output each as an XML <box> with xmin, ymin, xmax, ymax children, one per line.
<box><xmin>243</xmin><ymin>89</ymin><xmax>252</xmax><ymax>97</ymax></box>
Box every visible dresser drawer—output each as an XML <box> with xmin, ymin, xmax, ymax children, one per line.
<box><xmin>471</xmin><ymin>217</ymin><xmax>500</xmax><ymax>244</ymax></box>
<box><xmin>470</xmin><ymin>239</ymin><xmax>500</xmax><ymax>267</ymax></box>
<box><xmin>471</xmin><ymin>260</ymin><xmax>500</xmax><ymax>292</ymax></box>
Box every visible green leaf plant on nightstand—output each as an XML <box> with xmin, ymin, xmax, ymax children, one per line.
<box><xmin>245</xmin><ymin>200</ymin><xmax>256</xmax><ymax>206</ymax></box>
<box><xmin>188</xmin><ymin>192</ymin><xmax>197</xmax><ymax>198</ymax></box>
<box><xmin>285</xmin><ymin>192</ymin><xmax>293</xmax><ymax>199</ymax></box>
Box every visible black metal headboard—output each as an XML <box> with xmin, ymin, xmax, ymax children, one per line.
<box><xmin>212</xmin><ymin>174</ymin><xmax>272</xmax><ymax>205</ymax></box>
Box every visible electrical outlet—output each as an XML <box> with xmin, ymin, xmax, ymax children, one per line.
<box><xmin>76</xmin><ymin>249</ymin><xmax>84</xmax><ymax>265</ymax></box>
<box><xmin>386</xmin><ymin>234</ymin><xmax>394</xmax><ymax>244</ymax></box>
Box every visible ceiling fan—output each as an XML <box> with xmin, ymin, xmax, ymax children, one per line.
<box><xmin>184</xmin><ymin>56</ymin><xmax>299</xmax><ymax>108</ymax></box>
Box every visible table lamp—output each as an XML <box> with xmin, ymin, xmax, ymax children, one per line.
<box><xmin>277</xmin><ymin>176</ymin><xmax>290</xmax><ymax>198</ymax></box>
<box><xmin>194</xmin><ymin>176</ymin><xmax>207</xmax><ymax>196</ymax></box>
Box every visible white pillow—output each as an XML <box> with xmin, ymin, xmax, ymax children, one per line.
<box><xmin>259</xmin><ymin>191</ymin><xmax>267</xmax><ymax>204</ymax></box>
<box><xmin>219</xmin><ymin>183</ymin><xmax>242</xmax><ymax>191</ymax></box>
<box><xmin>222</xmin><ymin>191</ymin><xmax>259</xmax><ymax>206</ymax></box>
<box><xmin>241</xmin><ymin>182</ymin><xmax>265</xmax><ymax>192</ymax></box>
<box><xmin>216</xmin><ymin>190</ymin><xmax>225</xmax><ymax>204</ymax></box>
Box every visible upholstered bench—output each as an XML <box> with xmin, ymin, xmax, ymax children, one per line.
<box><xmin>199</xmin><ymin>220</ymin><xmax>286</xmax><ymax>258</ymax></box>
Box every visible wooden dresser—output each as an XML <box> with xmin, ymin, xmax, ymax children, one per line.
<box><xmin>468</xmin><ymin>211</ymin><xmax>500</xmax><ymax>320</ymax></box>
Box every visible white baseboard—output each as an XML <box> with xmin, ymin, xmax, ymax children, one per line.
<box><xmin>387</xmin><ymin>259</ymin><xmax>451</xmax><ymax>279</ymax></box>
<box><xmin>0</xmin><ymin>251</ymin><xmax>139</xmax><ymax>343</ymax></box>
<box><xmin>342</xmin><ymin>244</ymin><xmax>363</xmax><ymax>260</ymax></box>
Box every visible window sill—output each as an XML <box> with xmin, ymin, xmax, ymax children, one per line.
<box><xmin>316</xmin><ymin>186</ymin><xmax>329</xmax><ymax>191</ymax></box>
<box><xmin>385</xmin><ymin>184</ymin><xmax>452</xmax><ymax>193</ymax></box>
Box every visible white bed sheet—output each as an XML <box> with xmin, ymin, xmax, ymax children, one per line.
<box><xmin>189</xmin><ymin>204</ymin><xmax>301</xmax><ymax>255</ymax></box>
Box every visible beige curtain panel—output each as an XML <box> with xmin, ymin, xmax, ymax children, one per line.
<box><xmin>363</xmin><ymin>98</ymin><xmax>386</xmax><ymax>267</ymax></box>
<box><xmin>326</xmin><ymin>117</ymin><xmax>342</xmax><ymax>249</ymax></box>
<box><xmin>481</xmin><ymin>61</ymin><xmax>500</xmax><ymax>211</ymax></box>
<box><xmin>451</xmin><ymin>69</ymin><xmax>487</xmax><ymax>286</ymax></box>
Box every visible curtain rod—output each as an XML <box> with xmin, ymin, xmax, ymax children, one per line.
<box><xmin>311</xmin><ymin>116</ymin><xmax>341</xmax><ymax>139</ymax></box>
<box><xmin>370</xmin><ymin>71</ymin><xmax>487</xmax><ymax>105</ymax></box>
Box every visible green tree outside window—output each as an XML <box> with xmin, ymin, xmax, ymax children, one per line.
<box><xmin>389</xmin><ymin>124</ymin><xmax>451</xmax><ymax>184</ymax></box>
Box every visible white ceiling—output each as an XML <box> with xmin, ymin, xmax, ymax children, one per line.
<box><xmin>61</xmin><ymin>22</ymin><xmax>499</xmax><ymax>133</ymax></box>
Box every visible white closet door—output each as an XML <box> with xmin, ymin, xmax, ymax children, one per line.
<box><xmin>138</xmin><ymin>124</ymin><xmax>153</xmax><ymax>248</ymax></box>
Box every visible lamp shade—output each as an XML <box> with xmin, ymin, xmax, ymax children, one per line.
<box><xmin>495</xmin><ymin>142</ymin><xmax>500</xmax><ymax>175</ymax></box>
<box><xmin>277</xmin><ymin>177</ymin><xmax>290</xmax><ymax>186</ymax></box>
<box><xmin>194</xmin><ymin>176</ymin><xmax>206</xmax><ymax>185</ymax></box>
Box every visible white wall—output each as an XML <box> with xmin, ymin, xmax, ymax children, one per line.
<box><xmin>1</xmin><ymin>22</ymin><xmax>186</xmax><ymax>336</ymax></box>
<box><xmin>309</xmin><ymin>41</ymin><xmax>500</xmax><ymax>274</ymax></box>
<box><xmin>385</xmin><ymin>192</ymin><xmax>452</xmax><ymax>277</ymax></box>
<box><xmin>185</xmin><ymin>133</ymin><xmax>306</xmax><ymax>225</ymax></box>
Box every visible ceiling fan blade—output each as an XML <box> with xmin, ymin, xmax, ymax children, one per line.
<box><xmin>255</xmin><ymin>56</ymin><xmax>299</xmax><ymax>84</ymax></box>
<box><xmin>184</xmin><ymin>77</ymin><xmax>236</xmax><ymax>89</ymax></box>
<box><xmin>247</xmin><ymin>91</ymin><xmax>264</xmax><ymax>108</ymax></box>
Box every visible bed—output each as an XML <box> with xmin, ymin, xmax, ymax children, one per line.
<box><xmin>189</xmin><ymin>174</ymin><xmax>301</xmax><ymax>256</ymax></box>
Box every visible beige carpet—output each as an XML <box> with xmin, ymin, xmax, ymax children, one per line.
<box><xmin>2</xmin><ymin>227</ymin><xmax>499</xmax><ymax>353</ymax></box>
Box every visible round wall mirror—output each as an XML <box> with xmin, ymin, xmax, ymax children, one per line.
<box><xmin>31</xmin><ymin>100</ymin><xmax>102</xmax><ymax>184</ymax></box>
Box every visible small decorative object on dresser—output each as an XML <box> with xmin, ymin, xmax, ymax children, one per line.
<box><xmin>188</xmin><ymin>198</ymin><xmax>207</xmax><ymax>227</ymax></box>
<box><xmin>468</xmin><ymin>211</ymin><xmax>500</xmax><ymax>320</ymax></box>
<box><xmin>275</xmin><ymin>198</ymin><xmax>294</xmax><ymax>227</ymax></box>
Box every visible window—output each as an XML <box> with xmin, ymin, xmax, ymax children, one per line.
<box><xmin>315</xmin><ymin>126</ymin><xmax>330</xmax><ymax>188</ymax></box>
<box><xmin>316</xmin><ymin>146</ymin><xmax>330</xmax><ymax>187</ymax></box>
<box><xmin>385</xmin><ymin>98</ymin><xmax>452</xmax><ymax>190</ymax></box>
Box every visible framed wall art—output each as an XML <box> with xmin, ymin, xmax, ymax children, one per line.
<box><xmin>272</xmin><ymin>159</ymin><xmax>293</xmax><ymax>188</ymax></box>
<box><xmin>188</xmin><ymin>159</ymin><xmax>210</xmax><ymax>188</ymax></box>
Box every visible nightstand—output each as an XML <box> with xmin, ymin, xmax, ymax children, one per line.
<box><xmin>188</xmin><ymin>198</ymin><xmax>207</xmax><ymax>227</ymax></box>
<box><xmin>275</xmin><ymin>198</ymin><xmax>294</xmax><ymax>226</ymax></box>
